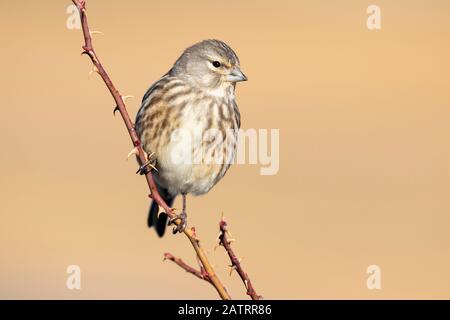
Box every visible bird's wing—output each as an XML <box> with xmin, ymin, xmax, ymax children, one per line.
<box><xmin>135</xmin><ymin>73</ymin><xmax>171</xmax><ymax>134</ymax></box>
<box><xmin>140</xmin><ymin>72</ymin><xmax>171</xmax><ymax>106</ymax></box>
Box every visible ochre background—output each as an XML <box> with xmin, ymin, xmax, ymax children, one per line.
<box><xmin>1</xmin><ymin>0</ymin><xmax>449</xmax><ymax>299</ymax></box>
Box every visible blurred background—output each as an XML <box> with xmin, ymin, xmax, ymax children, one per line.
<box><xmin>1</xmin><ymin>0</ymin><xmax>449</xmax><ymax>299</ymax></box>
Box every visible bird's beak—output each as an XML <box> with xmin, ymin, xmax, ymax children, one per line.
<box><xmin>226</xmin><ymin>68</ymin><xmax>247</xmax><ymax>82</ymax></box>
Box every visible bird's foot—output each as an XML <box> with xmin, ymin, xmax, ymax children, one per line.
<box><xmin>136</xmin><ymin>160</ymin><xmax>157</xmax><ymax>175</ymax></box>
<box><xmin>135</xmin><ymin>151</ymin><xmax>157</xmax><ymax>175</ymax></box>
<box><xmin>169</xmin><ymin>211</ymin><xmax>187</xmax><ymax>234</ymax></box>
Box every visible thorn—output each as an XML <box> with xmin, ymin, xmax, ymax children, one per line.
<box><xmin>228</xmin><ymin>265</ymin><xmax>237</xmax><ymax>276</ymax></box>
<box><xmin>244</xmin><ymin>279</ymin><xmax>248</xmax><ymax>289</ymax></box>
<box><xmin>191</xmin><ymin>227</ymin><xmax>197</xmax><ymax>237</ymax></box>
<box><xmin>228</xmin><ymin>238</ymin><xmax>236</xmax><ymax>244</ymax></box>
<box><xmin>126</xmin><ymin>147</ymin><xmax>139</xmax><ymax>160</ymax></box>
<box><xmin>220</xmin><ymin>213</ymin><xmax>227</xmax><ymax>225</ymax></box>
<box><xmin>88</xmin><ymin>66</ymin><xmax>99</xmax><ymax>79</ymax></box>
<box><xmin>238</xmin><ymin>257</ymin><xmax>243</xmax><ymax>264</ymax></box>
<box><xmin>121</xmin><ymin>95</ymin><xmax>134</xmax><ymax>102</ymax></box>
<box><xmin>136</xmin><ymin>161</ymin><xmax>158</xmax><ymax>174</ymax></box>
<box><xmin>214</xmin><ymin>243</ymin><xmax>220</xmax><ymax>251</ymax></box>
<box><xmin>89</xmin><ymin>30</ymin><xmax>103</xmax><ymax>36</ymax></box>
<box><xmin>113</xmin><ymin>105</ymin><xmax>120</xmax><ymax>116</ymax></box>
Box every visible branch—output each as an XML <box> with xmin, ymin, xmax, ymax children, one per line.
<box><xmin>219</xmin><ymin>217</ymin><xmax>261</xmax><ymax>300</ymax></box>
<box><xmin>71</xmin><ymin>0</ymin><xmax>230</xmax><ymax>300</ymax></box>
<box><xmin>164</xmin><ymin>252</ymin><xmax>212</xmax><ymax>284</ymax></box>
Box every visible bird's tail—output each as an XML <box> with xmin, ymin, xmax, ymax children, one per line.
<box><xmin>148</xmin><ymin>187</ymin><xmax>175</xmax><ymax>237</ymax></box>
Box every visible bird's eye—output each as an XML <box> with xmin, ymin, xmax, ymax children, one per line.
<box><xmin>212</xmin><ymin>61</ymin><xmax>221</xmax><ymax>68</ymax></box>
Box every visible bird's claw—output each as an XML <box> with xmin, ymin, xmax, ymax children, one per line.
<box><xmin>136</xmin><ymin>152</ymin><xmax>157</xmax><ymax>175</ymax></box>
<box><xmin>136</xmin><ymin>160</ymin><xmax>157</xmax><ymax>175</ymax></box>
<box><xmin>169</xmin><ymin>211</ymin><xmax>187</xmax><ymax>234</ymax></box>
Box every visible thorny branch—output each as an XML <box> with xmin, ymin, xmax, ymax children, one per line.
<box><xmin>219</xmin><ymin>218</ymin><xmax>261</xmax><ymax>300</ymax></box>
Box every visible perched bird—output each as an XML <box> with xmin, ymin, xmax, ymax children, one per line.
<box><xmin>135</xmin><ymin>39</ymin><xmax>247</xmax><ymax>236</ymax></box>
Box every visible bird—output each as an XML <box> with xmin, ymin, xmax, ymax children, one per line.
<box><xmin>135</xmin><ymin>39</ymin><xmax>247</xmax><ymax>236</ymax></box>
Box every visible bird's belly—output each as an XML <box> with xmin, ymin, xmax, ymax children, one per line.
<box><xmin>155</xmin><ymin>117</ymin><xmax>237</xmax><ymax>196</ymax></box>
<box><xmin>156</xmin><ymin>161</ymin><xmax>223</xmax><ymax>196</ymax></box>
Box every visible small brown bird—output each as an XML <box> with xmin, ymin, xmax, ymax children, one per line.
<box><xmin>135</xmin><ymin>39</ymin><xmax>246</xmax><ymax>236</ymax></box>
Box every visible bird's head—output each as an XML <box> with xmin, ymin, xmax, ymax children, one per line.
<box><xmin>171</xmin><ymin>39</ymin><xmax>247</xmax><ymax>90</ymax></box>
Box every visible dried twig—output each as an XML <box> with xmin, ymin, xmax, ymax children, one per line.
<box><xmin>71</xmin><ymin>0</ymin><xmax>230</xmax><ymax>300</ymax></box>
<box><xmin>219</xmin><ymin>217</ymin><xmax>261</xmax><ymax>300</ymax></box>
